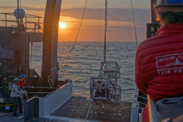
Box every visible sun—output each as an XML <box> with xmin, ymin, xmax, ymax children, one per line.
<box><xmin>59</xmin><ymin>22</ymin><xmax>67</xmax><ymax>29</ymax></box>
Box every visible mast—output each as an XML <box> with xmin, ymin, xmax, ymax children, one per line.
<box><xmin>104</xmin><ymin>0</ymin><xmax>108</xmax><ymax>62</ymax></box>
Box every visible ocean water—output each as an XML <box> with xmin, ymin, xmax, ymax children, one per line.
<box><xmin>30</xmin><ymin>42</ymin><xmax>137</xmax><ymax>101</ymax></box>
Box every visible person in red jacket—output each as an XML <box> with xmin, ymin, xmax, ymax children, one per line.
<box><xmin>19</xmin><ymin>74</ymin><xmax>28</xmax><ymax>87</ymax></box>
<box><xmin>135</xmin><ymin>0</ymin><xmax>183</xmax><ymax>122</ymax></box>
<box><xmin>19</xmin><ymin>74</ymin><xmax>29</xmax><ymax>100</ymax></box>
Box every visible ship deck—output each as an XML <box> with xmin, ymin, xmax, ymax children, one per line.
<box><xmin>0</xmin><ymin>112</ymin><xmax>23</xmax><ymax>122</ymax></box>
<box><xmin>51</xmin><ymin>96</ymin><xmax>132</xmax><ymax>122</ymax></box>
<box><xmin>1</xmin><ymin>96</ymin><xmax>132</xmax><ymax>122</ymax></box>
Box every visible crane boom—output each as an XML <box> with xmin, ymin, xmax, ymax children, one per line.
<box><xmin>41</xmin><ymin>0</ymin><xmax>62</xmax><ymax>87</ymax></box>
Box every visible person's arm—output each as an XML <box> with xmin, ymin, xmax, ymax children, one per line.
<box><xmin>135</xmin><ymin>49</ymin><xmax>147</xmax><ymax>94</ymax></box>
<box><xmin>12</xmin><ymin>85</ymin><xmax>22</xmax><ymax>94</ymax></box>
<box><xmin>22</xmin><ymin>79</ymin><xmax>30</xmax><ymax>87</ymax></box>
<box><xmin>25</xmin><ymin>80</ymin><xmax>34</xmax><ymax>88</ymax></box>
<box><xmin>25</xmin><ymin>81</ymin><xmax>30</xmax><ymax>87</ymax></box>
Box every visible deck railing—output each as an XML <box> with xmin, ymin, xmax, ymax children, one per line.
<box><xmin>148</xmin><ymin>95</ymin><xmax>159</xmax><ymax>122</ymax></box>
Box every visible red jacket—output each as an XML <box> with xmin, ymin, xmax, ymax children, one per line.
<box><xmin>19</xmin><ymin>78</ymin><xmax>26</xmax><ymax>86</ymax></box>
<box><xmin>135</xmin><ymin>23</ymin><xmax>183</xmax><ymax>122</ymax></box>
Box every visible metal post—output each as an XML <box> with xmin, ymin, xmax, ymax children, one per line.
<box><xmin>148</xmin><ymin>95</ymin><xmax>159</xmax><ymax>122</ymax></box>
<box><xmin>26</xmin><ymin>34</ymin><xmax>30</xmax><ymax>82</ymax></box>
<box><xmin>25</xmin><ymin>15</ymin><xmax>27</xmax><ymax>32</ymax></box>
<box><xmin>0</xmin><ymin>32</ymin><xmax>1</xmax><ymax>49</ymax></box>
<box><xmin>5</xmin><ymin>14</ymin><xmax>7</xmax><ymax>32</ymax></box>
<box><xmin>104</xmin><ymin>0</ymin><xmax>108</xmax><ymax>62</ymax></box>
<box><xmin>38</xmin><ymin>18</ymin><xmax>39</xmax><ymax>33</ymax></box>
<box><xmin>17</xmin><ymin>0</ymin><xmax>20</xmax><ymax>29</ymax></box>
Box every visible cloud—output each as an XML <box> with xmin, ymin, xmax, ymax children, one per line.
<box><xmin>0</xmin><ymin>6</ymin><xmax>150</xmax><ymax>23</ymax></box>
<box><xmin>61</xmin><ymin>8</ymin><xmax>150</xmax><ymax>24</ymax></box>
<box><xmin>0</xmin><ymin>6</ymin><xmax>45</xmax><ymax>11</ymax></box>
<box><xmin>0</xmin><ymin>6</ymin><xmax>151</xmax><ymax>42</ymax></box>
<box><xmin>0</xmin><ymin>6</ymin><xmax>150</xmax><ymax>28</ymax></box>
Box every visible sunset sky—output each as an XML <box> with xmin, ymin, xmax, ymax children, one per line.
<box><xmin>0</xmin><ymin>0</ymin><xmax>151</xmax><ymax>42</ymax></box>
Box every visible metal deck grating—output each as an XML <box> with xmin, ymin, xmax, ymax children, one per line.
<box><xmin>51</xmin><ymin>96</ymin><xmax>132</xmax><ymax>122</ymax></box>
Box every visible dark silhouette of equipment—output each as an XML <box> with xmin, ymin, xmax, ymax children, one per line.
<box><xmin>41</xmin><ymin>0</ymin><xmax>62</xmax><ymax>87</ymax></box>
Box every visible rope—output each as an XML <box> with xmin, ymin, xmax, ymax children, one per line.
<box><xmin>48</xmin><ymin>76</ymin><xmax>54</xmax><ymax>88</ymax></box>
<box><xmin>60</xmin><ymin>0</ymin><xmax>88</xmax><ymax>66</ymax></box>
<box><xmin>86</xmin><ymin>89</ymin><xmax>96</xmax><ymax>121</ymax></box>
<box><xmin>130</xmin><ymin>0</ymin><xmax>138</xmax><ymax>47</ymax></box>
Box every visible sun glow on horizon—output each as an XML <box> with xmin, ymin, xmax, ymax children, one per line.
<box><xmin>59</xmin><ymin>22</ymin><xmax>67</xmax><ymax>29</ymax></box>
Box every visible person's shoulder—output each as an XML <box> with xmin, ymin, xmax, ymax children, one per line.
<box><xmin>137</xmin><ymin>36</ymin><xmax>159</xmax><ymax>53</ymax></box>
<box><xmin>12</xmin><ymin>84</ymin><xmax>16</xmax><ymax>88</ymax></box>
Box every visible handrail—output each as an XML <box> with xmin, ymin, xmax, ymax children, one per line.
<box><xmin>23</xmin><ymin>87</ymin><xmax>56</xmax><ymax>89</ymax></box>
<box><xmin>148</xmin><ymin>95</ymin><xmax>159</xmax><ymax>122</ymax></box>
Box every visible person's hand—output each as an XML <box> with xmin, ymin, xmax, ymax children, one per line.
<box><xmin>22</xmin><ymin>86</ymin><xmax>25</xmax><ymax>88</ymax></box>
<box><xmin>32</xmin><ymin>86</ymin><xmax>34</xmax><ymax>88</ymax></box>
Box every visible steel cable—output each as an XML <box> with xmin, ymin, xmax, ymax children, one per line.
<box><xmin>130</xmin><ymin>0</ymin><xmax>138</xmax><ymax>47</ymax></box>
<box><xmin>59</xmin><ymin>0</ymin><xmax>88</xmax><ymax>66</ymax></box>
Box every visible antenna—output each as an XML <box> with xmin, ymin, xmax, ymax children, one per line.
<box><xmin>104</xmin><ymin>0</ymin><xmax>108</xmax><ymax>62</ymax></box>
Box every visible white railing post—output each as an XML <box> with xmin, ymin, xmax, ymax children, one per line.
<box><xmin>148</xmin><ymin>95</ymin><xmax>159</xmax><ymax>122</ymax></box>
